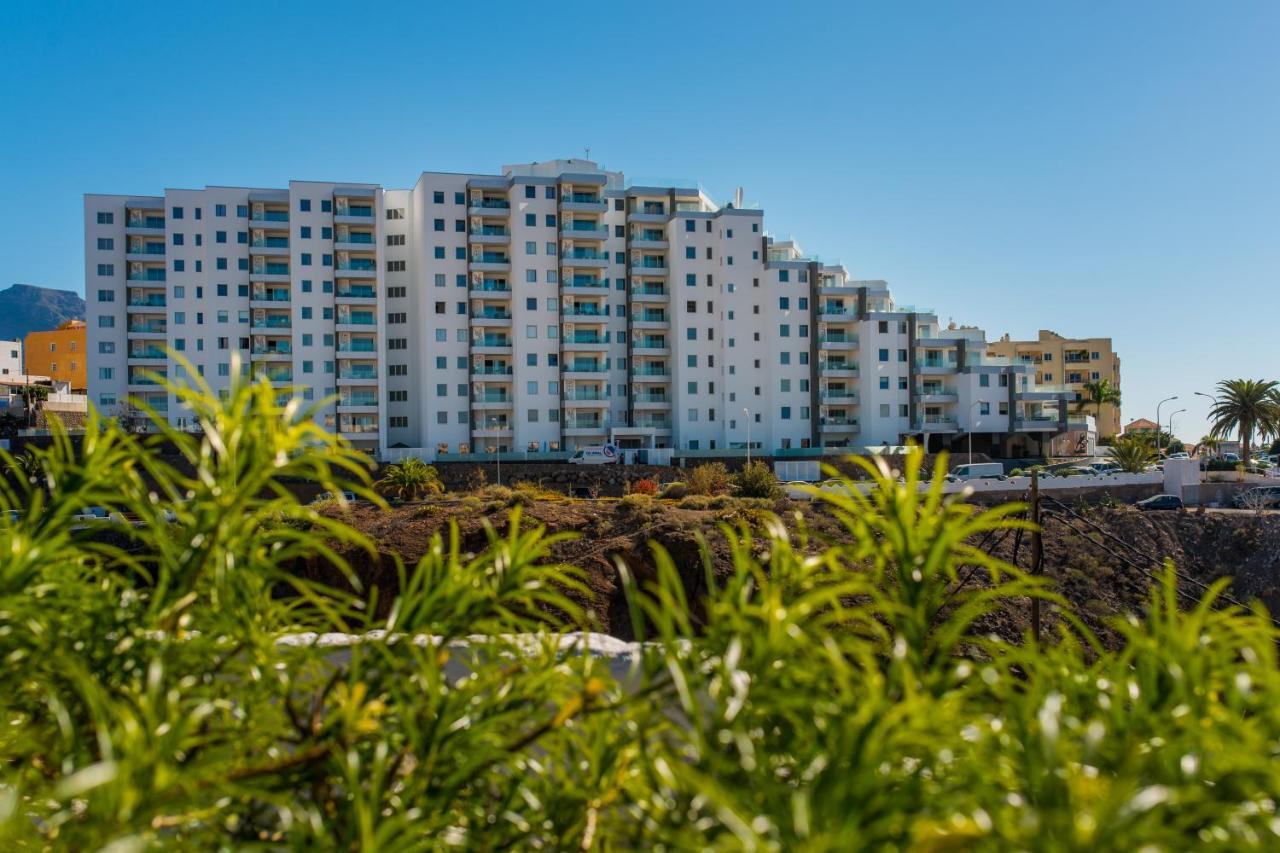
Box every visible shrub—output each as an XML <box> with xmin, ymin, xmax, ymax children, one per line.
<box><xmin>708</xmin><ymin>494</ymin><xmax>734</xmax><ymax>510</ymax></box>
<box><xmin>678</xmin><ymin>494</ymin><xmax>712</xmax><ymax>510</ymax></box>
<box><xmin>3</xmin><ymin>374</ymin><xmax>1279</xmax><ymax>850</ymax></box>
<box><xmin>510</xmin><ymin>480</ymin><xmax>564</xmax><ymax>503</ymax></box>
<box><xmin>376</xmin><ymin>457</ymin><xmax>443</xmax><ymax>501</ymax></box>
<box><xmin>732</xmin><ymin>460</ymin><xmax>782</xmax><ymax>499</ymax></box>
<box><xmin>631</xmin><ymin>478</ymin><xmax>658</xmax><ymax>496</ymax></box>
<box><xmin>659</xmin><ymin>481</ymin><xmax>688</xmax><ymax>500</ymax></box>
<box><xmin>620</xmin><ymin>493</ymin><xmax>653</xmax><ymax>509</ymax></box>
<box><xmin>687</xmin><ymin>462</ymin><xmax>730</xmax><ymax>496</ymax></box>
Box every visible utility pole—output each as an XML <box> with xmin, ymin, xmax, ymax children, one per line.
<box><xmin>1030</xmin><ymin>469</ymin><xmax>1043</xmax><ymax>646</ymax></box>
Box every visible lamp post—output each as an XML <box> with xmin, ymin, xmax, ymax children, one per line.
<box><xmin>492</xmin><ymin>442</ymin><xmax>500</xmax><ymax>487</ymax></box>
<box><xmin>1155</xmin><ymin>395</ymin><xmax>1178</xmax><ymax>458</ymax></box>
<box><xmin>1167</xmin><ymin>408</ymin><xmax>1185</xmax><ymax>453</ymax></box>
<box><xmin>743</xmin><ymin>407</ymin><xmax>751</xmax><ymax>466</ymax></box>
<box><xmin>967</xmin><ymin>400</ymin><xmax>984</xmax><ymax>465</ymax></box>
<box><xmin>1194</xmin><ymin>391</ymin><xmax>1216</xmax><ymax>458</ymax></box>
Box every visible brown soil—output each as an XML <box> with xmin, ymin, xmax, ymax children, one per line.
<box><xmin>306</xmin><ymin>496</ymin><xmax>1280</xmax><ymax>646</ymax></box>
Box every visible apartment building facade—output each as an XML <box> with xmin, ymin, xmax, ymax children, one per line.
<box><xmin>86</xmin><ymin>159</ymin><xmax>1079</xmax><ymax>460</ymax></box>
<box><xmin>24</xmin><ymin>319</ymin><xmax>87</xmax><ymax>391</ymax></box>
<box><xmin>986</xmin><ymin>330</ymin><xmax>1121</xmax><ymax>437</ymax></box>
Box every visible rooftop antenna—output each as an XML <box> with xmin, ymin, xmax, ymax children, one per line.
<box><xmin>584</xmin><ymin>146</ymin><xmax>591</xmax><ymax>161</ymax></box>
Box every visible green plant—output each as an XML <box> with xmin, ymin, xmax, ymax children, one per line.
<box><xmin>1207</xmin><ymin>378</ymin><xmax>1280</xmax><ymax>466</ymax></box>
<box><xmin>686</xmin><ymin>462</ymin><xmax>730</xmax><ymax>496</ymax></box>
<box><xmin>376</xmin><ymin>457</ymin><xmax>443</xmax><ymax>501</ymax></box>
<box><xmin>1108</xmin><ymin>435</ymin><xmax>1157</xmax><ymax>473</ymax></box>
<box><xmin>631</xmin><ymin>477</ymin><xmax>658</xmax><ymax>496</ymax></box>
<box><xmin>1075</xmin><ymin>378</ymin><xmax>1121</xmax><ymax>422</ymax></box>
<box><xmin>731</xmin><ymin>459</ymin><xmax>782</xmax><ymax>498</ymax></box>
<box><xmin>510</xmin><ymin>479</ymin><xmax>563</xmax><ymax>503</ymax></box>
<box><xmin>677</xmin><ymin>494</ymin><xmax>711</xmax><ymax>510</ymax></box>
<box><xmin>658</xmin><ymin>481</ymin><xmax>687</xmax><ymax>499</ymax></box>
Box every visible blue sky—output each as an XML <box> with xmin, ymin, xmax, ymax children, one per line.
<box><xmin>2</xmin><ymin>0</ymin><xmax>1277</xmax><ymax>440</ymax></box>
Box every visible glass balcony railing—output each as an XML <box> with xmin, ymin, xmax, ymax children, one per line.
<box><xmin>565</xmin><ymin>417</ymin><xmax>605</xmax><ymax>429</ymax></box>
<box><xmin>128</xmin><ymin>322</ymin><xmax>167</xmax><ymax>334</ymax></box>
<box><xmin>128</xmin><ymin>347</ymin><xmax>165</xmax><ymax>359</ymax></box>
<box><xmin>473</xmin><ymin>392</ymin><xmax>512</xmax><ymax>404</ymax></box>
<box><xmin>633</xmin><ymin>366</ymin><xmax>669</xmax><ymax>377</ymax></box>
<box><xmin>915</xmin><ymin>386</ymin><xmax>957</xmax><ymax>396</ymax></box>
<box><xmin>473</xmin><ymin>253</ymin><xmax>510</xmax><ymax>264</ymax></box>
<box><xmin>337</xmin><ymin>285</ymin><xmax>376</xmax><ymax>299</ymax></box>
<box><xmin>473</xmin><ymin>280</ymin><xmax>509</xmax><ymax>292</ymax></box>
<box><xmin>339</xmin><ymin>366</ymin><xmax>378</xmax><ymax>380</ymax></box>
<box><xmin>566</xmin><ymin>390</ymin><xmax>605</xmax><ymax>401</ymax></box>
<box><xmin>633</xmin><ymin>229</ymin><xmax>665</xmax><ymax>241</ymax></box>
<box><xmin>564</xmin><ymin>333</ymin><xmax>607</xmax><ymax>345</ymax></box>
<box><xmin>473</xmin><ymin>418</ymin><xmax>511</xmax><ymax>431</ymax></box>
<box><xmin>638</xmin><ymin>204</ymin><xmax>665</xmax><ymax>215</ymax></box>
<box><xmin>337</xmin><ymin>260</ymin><xmax>376</xmax><ymax>272</ymax></box>
<box><xmin>127</xmin><ymin>373</ymin><xmax>166</xmax><ymax>385</ymax></box>
<box><xmin>635</xmin><ymin>312</ymin><xmax>667</xmax><ymax>323</ymax></box>
<box><xmin>819</xmin><ymin>334</ymin><xmax>858</xmax><ymax>345</ymax></box>
<box><xmin>632</xmin><ymin>284</ymin><xmax>667</xmax><ymax>296</ymax></box>
<box><xmin>337</xmin><ymin>232</ymin><xmax>374</xmax><ymax>244</ymax></box>
<box><xmin>637</xmin><ymin>259</ymin><xmax>667</xmax><ymax>269</ymax></box>
<box><xmin>128</xmin><ymin>296</ymin><xmax>166</xmax><ymax>307</ymax></box>
<box><xmin>251</xmin><ymin>290</ymin><xmax>290</xmax><ymax>302</ymax></box>
<box><xmin>473</xmin><ymin>310</ymin><xmax>512</xmax><ymax>321</ymax></box>
<box><xmin>566</xmin><ymin>222</ymin><xmax>608</xmax><ymax>235</ymax></box>
<box><xmin>820</xmin><ymin>362</ymin><xmax>856</xmax><ymax>371</ymax></box>
<box><xmin>128</xmin><ymin>244</ymin><xmax>165</xmax><ymax>255</ymax></box>
<box><xmin>565</xmin><ymin>277</ymin><xmax>606</xmax><ymax>288</ymax></box>
<box><xmin>564</xmin><ymin>306</ymin><xmax>605</xmax><ymax>317</ymax></box>
<box><xmin>252</xmin><ymin>345</ymin><xmax>292</xmax><ymax>355</ymax></box>
<box><xmin>566</xmin><ymin>249</ymin><xmax>609</xmax><ymax>260</ymax></box>
<box><xmin>633</xmin><ymin>418</ymin><xmax>670</xmax><ymax>429</ymax></box>
<box><xmin>475</xmin><ymin>199</ymin><xmax>510</xmax><ymax>210</ymax></box>
<box><xmin>253</xmin><ymin>263</ymin><xmax>289</xmax><ymax>275</ymax></box>
<box><xmin>258</xmin><ymin>369</ymin><xmax>293</xmax><ymax>383</ymax></box>
<box><xmin>251</xmin><ymin>237</ymin><xmax>289</xmax><ymax>248</ymax></box>
<box><xmin>128</xmin><ymin>215</ymin><xmax>165</xmax><ymax>228</ymax></box>
<box><xmin>634</xmin><ymin>339</ymin><xmax>668</xmax><ymax>349</ymax></box>
<box><xmin>566</xmin><ymin>194</ymin><xmax>601</xmax><ymax>204</ymax></box>
<box><xmin>476</xmin><ymin>226</ymin><xmax>510</xmax><ymax>236</ymax></box>
<box><xmin>473</xmin><ymin>365</ymin><xmax>513</xmax><ymax>375</ymax></box>
<box><xmin>914</xmin><ymin>359</ymin><xmax>954</xmax><ymax>370</ymax></box>
<box><xmin>477</xmin><ymin>336</ymin><xmax>511</xmax><ymax>347</ymax></box>
<box><xmin>633</xmin><ymin>393</ymin><xmax>669</xmax><ymax>404</ymax></box>
<box><xmin>340</xmin><ymin>393</ymin><xmax>378</xmax><ymax>407</ymax></box>
<box><xmin>127</xmin><ymin>270</ymin><xmax>167</xmax><ymax>282</ymax></box>
<box><xmin>336</xmin><ymin>341</ymin><xmax>375</xmax><ymax>353</ymax></box>
<box><xmin>340</xmin><ymin>419</ymin><xmax>379</xmax><ymax>434</ymax></box>
<box><xmin>337</xmin><ymin>206</ymin><xmax>373</xmax><ymax>218</ymax></box>
<box><xmin>821</xmin><ymin>390</ymin><xmax>858</xmax><ymax>400</ymax></box>
<box><xmin>566</xmin><ymin>362</ymin><xmax>604</xmax><ymax>373</ymax></box>
<box><xmin>337</xmin><ymin>314</ymin><xmax>375</xmax><ymax>326</ymax></box>
<box><xmin>250</xmin><ymin>211</ymin><xmax>289</xmax><ymax>223</ymax></box>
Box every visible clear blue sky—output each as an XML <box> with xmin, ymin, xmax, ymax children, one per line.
<box><xmin>2</xmin><ymin>0</ymin><xmax>1277</xmax><ymax>440</ymax></box>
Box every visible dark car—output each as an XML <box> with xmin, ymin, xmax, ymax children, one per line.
<box><xmin>1136</xmin><ymin>494</ymin><xmax>1182</xmax><ymax>511</ymax></box>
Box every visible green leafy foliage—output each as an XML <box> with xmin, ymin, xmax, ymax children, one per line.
<box><xmin>687</xmin><ymin>461</ymin><xmax>730</xmax><ymax>495</ymax></box>
<box><xmin>731</xmin><ymin>459</ymin><xmax>782</xmax><ymax>498</ymax></box>
<box><xmin>1109</xmin><ymin>435</ymin><xmax>1158</xmax><ymax>472</ymax></box>
<box><xmin>376</xmin><ymin>457</ymin><xmax>443</xmax><ymax>501</ymax></box>
<box><xmin>2</xmin><ymin>374</ymin><xmax>1279</xmax><ymax>849</ymax></box>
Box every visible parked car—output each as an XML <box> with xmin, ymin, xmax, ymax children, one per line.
<box><xmin>1136</xmin><ymin>494</ymin><xmax>1182</xmax><ymax>511</ymax></box>
<box><xmin>311</xmin><ymin>491</ymin><xmax>359</xmax><ymax>504</ymax></box>
<box><xmin>784</xmin><ymin>481</ymin><xmax>815</xmax><ymax>500</ymax></box>
<box><xmin>568</xmin><ymin>444</ymin><xmax>622</xmax><ymax>465</ymax></box>
<box><xmin>1090</xmin><ymin>462</ymin><xmax>1123</xmax><ymax>475</ymax></box>
<box><xmin>1232</xmin><ymin>486</ymin><xmax>1280</xmax><ymax>509</ymax></box>
<box><xmin>949</xmin><ymin>462</ymin><xmax>1006</xmax><ymax>481</ymax></box>
<box><xmin>1223</xmin><ymin>452</ymin><xmax>1241</xmax><ymax>463</ymax></box>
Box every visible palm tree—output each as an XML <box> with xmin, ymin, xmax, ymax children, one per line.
<box><xmin>1074</xmin><ymin>379</ymin><xmax>1121</xmax><ymax>423</ymax></box>
<box><xmin>376</xmin><ymin>458</ymin><xmax>443</xmax><ymax>501</ymax></box>
<box><xmin>1108</xmin><ymin>435</ymin><xmax>1156</xmax><ymax>473</ymax></box>
<box><xmin>1207</xmin><ymin>379</ymin><xmax>1280</xmax><ymax>466</ymax></box>
<box><xmin>1197</xmin><ymin>434</ymin><xmax>1220</xmax><ymax>459</ymax></box>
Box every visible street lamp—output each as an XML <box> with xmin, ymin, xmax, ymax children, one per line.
<box><xmin>1154</xmin><ymin>395</ymin><xmax>1178</xmax><ymax>457</ymax></box>
<box><xmin>967</xmin><ymin>400</ymin><xmax>984</xmax><ymax>465</ymax></box>
<box><xmin>492</xmin><ymin>442</ymin><xmax>500</xmax><ymax>487</ymax></box>
<box><xmin>743</xmin><ymin>407</ymin><xmax>751</xmax><ymax>466</ymax></box>
<box><xmin>1167</xmin><ymin>408</ymin><xmax>1186</xmax><ymax>451</ymax></box>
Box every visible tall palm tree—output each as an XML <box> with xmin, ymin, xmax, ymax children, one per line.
<box><xmin>1207</xmin><ymin>379</ymin><xmax>1280</xmax><ymax>465</ymax></box>
<box><xmin>1107</xmin><ymin>435</ymin><xmax>1156</xmax><ymax>473</ymax></box>
<box><xmin>1197</xmin><ymin>434</ymin><xmax>1220</xmax><ymax>459</ymax></box>
<box><xmin>1075</xmin><ymin>379</ymin><xmax>1121</xmax><ymax>424</ymax></box>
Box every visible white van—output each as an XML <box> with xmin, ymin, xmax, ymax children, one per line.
<box><xmin>568</xmin><ymin>444</ymin><xmax>622</xmax><ymax>465</ymax></box>
<box><xmin>950</xmin><ymin>462</ymin><xmax>1006</xmax><ymax>481</ymax></box>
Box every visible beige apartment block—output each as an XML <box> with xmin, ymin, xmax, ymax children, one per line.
<box><xmin>987</xmin><ymin>330</ymin><xmax>1121</xmax><ymax>437</ymax></box>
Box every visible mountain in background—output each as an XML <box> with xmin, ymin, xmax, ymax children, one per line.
<box><xmin>0</xmin><ymin>284</ymin><xmax>85</xmax><ymax>341</ymax></box>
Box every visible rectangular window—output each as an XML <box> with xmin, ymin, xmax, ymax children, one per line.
<box><xmin>96</xmin><ymin>211</ymin><xmax>114</xmax><ymax>224</ymax></box>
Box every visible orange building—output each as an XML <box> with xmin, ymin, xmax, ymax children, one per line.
<box><xmin>24</xmin><ymin>320</ymin><xmax>87</xmax><ymax>391</ymax></box>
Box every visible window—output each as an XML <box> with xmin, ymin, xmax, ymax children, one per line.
<box><xmin>455</xmin><ymin>191</ymin><xmax>465</xmax><ymax>204</ymax></box>
<box><xmin>781</xmin><ymin>407</ymin><xmax>791</xmax><ymax>420</ymax></box>
<box><xmin>387</xmin><ymin>234</ymin><xmax>405</xmax><ymax>246</ymax></box>
<box><xmin>96</xmin><ymin>211</ymin><xmax>113</xmax><ymax>224</ymax></box>
<box><xmin>525</xmin><ymin>213</ymin><xmax>536</xmax><ymax>227</ymax></box>
<box><xmin>171</xmin><ymin>206</ymin><xmax>183</xmax><ymax>219</ymax></box>
<box><xmin>387</xmin><ymin>260</ymin><xmax>406</xmax><ymax>272</ymax></box>
<box><xmin>299</xmin><ymin>199</ymin><xmax>311</xmax><ymax>212</ymax></box>
<box><xmin>433</xmin><ymin>191</ymin><xmax>444</xmax><ymax>204</ymax></box>
<box><xmin>300</xmin><ymin>253</ymin><xmax>312</xmax><ymax>266</ymax></box>
<box><xmin>387</xmin><ymin>286</ymin><xmax>407</xmax><ymax>298</ymax></box>
<box><xmin>99</xmin><ymin>367</ymin><xmax>114</xmax><ymax>380</ymax></box>
<box><xmin>96</xmin><ymin>237</ymin><xmax>113</xmax><ymax>250</ymax></box>
<box><xmin>979</xmin><ymin>374</ymin><xmax>990</xmax><ymax>387</ymax></box>
<box><xmin>685</xmin><ymin>219</ymin><xmax>695</xmax><ymax>232</ymax></box>
<box><xmin>96</xmin><ymin>263</ymin><xmax>113</xmax><ymax>276</ymax></box>
<box><xmin>525</xmin><ymin>241</ymin><xmax>536</xmax><ymax>255</ymax></box>
<box><xmin>433</xmin><ymin>218</ymin><xmax>445</xmax><ymax>231</ymax></box>
<box><xmin>389</xmin><ymin>416</ymin><xmax>408</xmax><ymax>429</ymax></box>
<box><xmin>387</xmin><ymin>209</ymin><xmax>405</xmax><ymax>220</ymax></box>
<box><xmin>388</xmin><ymin>313</ymin><xmax>407</xmax><ymax>324</ymax></box>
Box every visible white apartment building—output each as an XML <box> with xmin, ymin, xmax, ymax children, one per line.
<box><xmin>0</xmin><ymin>340</ymin><xmax>21</xmax><ymax>377</ymax></box>
<box><xmin>86</xmin><ymin>159</ymin><xmax>1079</xmax><ymax>460</ymax></box>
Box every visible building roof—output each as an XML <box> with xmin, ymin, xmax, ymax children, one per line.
<box><xmin>1124</xmin><ymin>418</ymin><xmax>1159</xmax><ymax>432</ymax></box>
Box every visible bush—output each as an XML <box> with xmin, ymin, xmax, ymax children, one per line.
<box><xmin>659</xmin><ymin>481</ymin><xmax>688</xmax><ymax>500</ymax></box>
<box><xmin>631</xmin><ymin>478</ymin><xmax>658</xmax><ymax>496</ymax></box>
<box><xmin>4</xmin><ymin>375</ymin><xmax>1279</xmax><ymax>850</ymax></box>
<box><xmin>510</xmin><ymin>480</ymin><xmax>564</xmax><ymax>503</ymax></box>
<box><xmin>620</xmin><ymin>493</ymin><xmax>653</xmax><ymax>508</ymax></box>
<box><xmin>376</xmin><ymin>457</ymin><xmax>443</xmax><ymax>501</ymax></box>
<box><xmin>687</xmin><ymin>462</ymin><xmax>730</xmax><ymax>496</ymax></box>
<box><xmin>707</xmin><ymin>494</ymin><xmax>734</xmax><ymax>510</ymax></box>
<box><xmin>678</xmin><ymin>494</ymin><xmax>712</xmax><ymax>510</ymax></box>
<box><xmin>732</xmin><ymin>460</ymin><xmax>782</xmax><ymax>499</ymax></box>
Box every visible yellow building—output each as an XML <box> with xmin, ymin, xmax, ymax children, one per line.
<box><xmin>987</xmin><ymin>330</ymin><xmax>1122</xmax><ymax>438</ymax></box>
<box><xmin>24</xmin><ymin>320</ymin><xmax>87</xmax><ymax>392</ymax></box>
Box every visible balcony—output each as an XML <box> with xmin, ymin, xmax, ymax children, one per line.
<box><xmin>472</xmin><ymin>391</ymin><xmax>513</xmax><ymax>409</ymax></box>
<box><xmin>251</xmin><ymin>343</ymin><xmax>293</xmax><ymax>360</ymax></box>
<box><xmin>633</xmin><ymin>338</ymin><xmax>669</xmax><ymax>355</ymax></box>
<box><xmin>337</xmin><ymin>283</ymin><xmax>377</xmax><ymax>301</ymax></box>
<box><xmin>818</xmin><ymin>334</ymin><xmax>858</xmax><ymax>350</ymax></box>
<box><xmin>472</xmin><ymin>364</ymin><xmax>513</xmax><ymax>377</ymax></box>
<box><xmin>563</xmin><ymin>416</ymin><xmax>607</xmax><ymax>433</ymax></box>
<box><xmin>562</xmin><ymin>248</ymin><xmax>610</xmax><ymax>268</ymax></box>
<box><xmin>250</xmin><ymin>261</ymin><xmax>290</xmax><ymax>283</ymax></box>
<box><xmin>250</xmin><ymin>288</ymin><xmax>290</xmax><ymax>306</ymax></box>
<box><xmin>469</xmin><ymin>279</ymin><xmax>510</xmax><ymax>298</ymax></box>
<box><xmin>249</xmin><ymin>235</ymin><xmax>289</xmax><ymax>256</ymax></box>
<box><xmin>338</xmin><ymin>364</ymin><xmax>379</xmax><ymax>382</ymax></box>
<box><xmin>127</xmin><ymin>346</ymin><xmax>166</xmax><ymax>361</ymax></box>
<box><xmin>336</xmin><ymin>311</ymin><xmax>376</xmax><ymax>329</ymax></box>
<box><xmin>336</xmin><ymin>338</ymin><xmax>376</xmax><ymax>354</ymax></box>
<box><xmin>256</xmin><ymin>367</ymin><xmax>294</xmax><ymax>384</ymax></box>
<box><xmin>125</xmin><ymin>213</ymin><xmax>166</xmax><ymax>234</ymax></box>
<box><xmin>562</xmin><ymin>331</ymin><xmax>609</xmax><ymax>350</ymax></box>
<box><xmin>820</xmin><ymin>389</ymin><xmax>859</xmax><ymax>403</ymax></box>
<box><xmin>562</xmin><ymin>222</ymin><xmax>609</xmax><ymax>239</ymax></box>
<box><xmin>251</xmin><ymin>314</ymin><xmax>292</xmax><ymax>330</ymax></box>
<box><xmin>564</xmin><ymin>361</ymin><xmax>606</xmax><ymax>379</ymax></box>
<box><xmin>563</xmin><ymin>305</ymin><xmax>606</xmax><ymax>318</ymax></box>
<box><xmin>632</xmin><ymin>391</ymin><xmax>670</xmax><ymax>409</ymax></box>
<box><xmin>632</xmin><ymin>310</ymin><xmax>668</xmax><ymax>328</ymax></box>
<box><xmin>125</xmin><ymin>242</ymin><xmax>166</xmax><ymax>261</ymax></box>
<box><xmin>819</xmin><ymin>417</ymin><xmax>860</xmax><ymax>434</ymax></box>
<box><xmin>127</xmin><ymin>294</ymin><xmax>167</xmax><ymax>309</ymax></box>
<box><xmin>127</xmin><ymin>320</ymin><xmax>167</xmax><ymax>336</ymax></box>
<box><xmin>631</xmin><ymin>283</ymin><xmax>668</xmax><ymax>302</ymax></box>
<box><xmin>628</xmin><ymin>203</ymin><xmax>667</xmax><ymax>223</ymax></box>
<box><xmin>819</xmin><ymin>306</ymin><xmax>855</xmax><ymax>322</ymax></box>
<box><xmin>468</xmin><ymin>197</ymin><xmax>511</xmax><ymax>217</ymax></box>
<box><xmin>1014</xmin><ymin>415</ymin><xmax>1060</xmax><ymax>432</ymax></box>
<box><xmin>470</xmin><ymin>252</ymin><xmax>511</xmax><ymax>272</ymax></box>
<box><xmin>333</xmin><ymin>230</ymin><xmax>375</xmax><ymax>250</ymax></box>
<box><xmin>127</xmin><ymin>370</ymin><xmax>167</xmax><ymax>388</ymax></box>
<box><xmin>338</xmin><ymin>391</ymin><xmax>379</xmax><ymax>410</ymax></box>
<box><xmin>472</xmin><ymin>418</ymin><xmax>513</xmax><ymax>437</ymax></box>
<box><xmin>819</xmin><ymin>361</ymin><xmax>858</xmax><ymax>377</ymax></box>
<box><xmin>339</xmin><ymin>416</ymin><xmax>380</xmax><ymax>438</ymax></box>
<box><xmin>470</xmin><ymin>225</ymin><xmax>511</xmax><ymax>245</ymax></box>
<box><xmin>915</xmin><ymin>415</ymin><xmax>960</xmax><ymax>432</ymax></box>
<box><xmin>562</xmin><ymin>276</ymin><xmax>608</xmax><ymax>293</ymax></box>
<box><xmin>560</xmin><ymin>193</ymin><xmax>607</xmax><ymax>213</ymax></box>
<box><xmin>471</xmin><ymin>307</ymin><xmax>512</xmax><ymax>326</ymax></box>
<box><xmin>333</xmin><ymin>204</ymin><xmax>374</xmax><ymax>225</ymax></box>
<box><xmin>335</xmin><ymin>259</ymin><xmax>376</xmax><ymax>279</ymax></box>
<box><xmin>472</xmin><ymin>335</ymin><xmax>512</xmax><ymax>352</ymax></box>
<box><xmin>914</xmin><ymin>386</ymin><xmax>959</xmax><ymax>403</ymax></box>
<box><xmin>914</xmin><ymin>358</ymin><xmax>957</xmax><ymax>375</ymax></box>
<box><xmin>127</xmin><ymin>268</ymin><xmax>167</xmax><ymax>283</ymax></box>
<box><xmin>629</xmin><ymin>228</ymin><xmax>668</xmax><ymax>249</ymax></box>
<box><xmin>632</xmin><ymin>416</ymin><xmax>672</xmax><ymax>431</ymax></box>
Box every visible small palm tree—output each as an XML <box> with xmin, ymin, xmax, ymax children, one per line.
<box><xmin>1207</xmin><ymin>379</ymin><xmax>1280</xmax><ymax>466</ymax></box>
<box><xmin>1075</xmin><ymin>379</ymin><xmax>1121</xmax><ymax>422</ymax></box>
<box><xmin>1108</xmin><ymin>435</ymin><xmax>1156</xmax><ymax>473</ymax></box>
<box><xmin>1197</xmin><ymin>434</ymin><xmax>1220</xmax><ymax>459</ymax></box>
<box><xmin>376</xmin><ymin>457</ymin><xmax>443</xmax><ymax>501</ymax></box>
